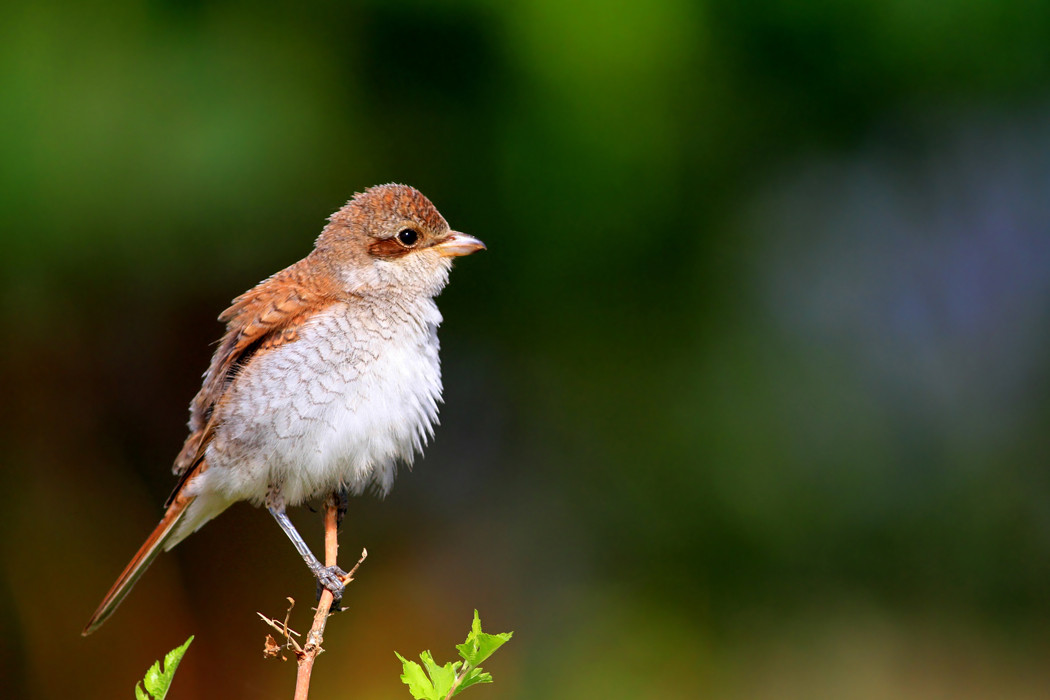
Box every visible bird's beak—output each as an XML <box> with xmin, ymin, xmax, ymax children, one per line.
<box><xmin>434</xmin><ymin>231</ymin><xmax>486</xmax><ymax>257</ymax></box>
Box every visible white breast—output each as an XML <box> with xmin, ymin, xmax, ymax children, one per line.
<box><xmin>198</xmin><ymin>297</ymin><xmax>444</xmax><ymax>506</ymax></box>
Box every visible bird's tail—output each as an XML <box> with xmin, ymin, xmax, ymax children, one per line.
<box><xmin>82</xmin><ymin>492</ymin><xmax>196</xmax><ymax>636</ymax></box>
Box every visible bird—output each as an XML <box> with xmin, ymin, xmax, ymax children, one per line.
<box><xmin>82</xmin><ymin>184</ymin><xmax>485</xmax><ymax>635</ymax></box>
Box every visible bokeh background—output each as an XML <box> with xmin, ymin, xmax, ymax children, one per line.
<box><xmin>3</xmin><ymin>0</ymin><xmax>1050</xmax><ymax>698</ymax></box>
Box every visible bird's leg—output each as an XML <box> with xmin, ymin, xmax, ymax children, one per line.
<box><xmin>336</xmin><ymin>484</ymin><xmax>349</xmax><ymax>529</ymax></box>
<box><xmin>266</xmin><ymin>486</ymin><xmax>347</xmax><ymax>602</ymax></box>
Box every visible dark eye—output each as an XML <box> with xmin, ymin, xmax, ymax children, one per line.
<box><xmin>397</xmin><ymin>229</ymin><xmax>419</xmax><ymax>246</ymax></box>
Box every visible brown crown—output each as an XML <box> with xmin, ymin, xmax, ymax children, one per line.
<box><xmin>326</xmin><ymin>184</ymin><xmax>448</xmax><ymax>239</ymax></box>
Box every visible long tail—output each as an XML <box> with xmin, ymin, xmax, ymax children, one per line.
<box><xmin>82</xmin><ymin>492</ymin><xmax>196</xmax><ymax>636</ymax></box>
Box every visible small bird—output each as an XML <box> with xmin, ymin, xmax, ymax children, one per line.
<box><xmin>83</xmin><ymin>184</ymin><xmax>484</xmax><ymax>635</ymax></box>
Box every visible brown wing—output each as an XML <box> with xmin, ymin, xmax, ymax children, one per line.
<box><xmin>168</xmin><ymin>257</ymin><xmax>341</xmax><ymax>501</ymax></box>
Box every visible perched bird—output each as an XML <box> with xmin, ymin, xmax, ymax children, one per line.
<box><xmin>83</xmin><ymin>184</ymin><xmax>484</xmax><ymax>635</ymax></box>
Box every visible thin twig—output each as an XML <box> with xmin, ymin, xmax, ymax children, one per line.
<box><xmin>259</xmin><ymin>596</ymin><xmax>304</xmax><ymax>658</ymax></box>
<box><xmin>292</xmin><ymin>496</ymin><xmax>369</xmax><ymax>700</ymax></box>
<box><xmin>291</xmin><ymin>496</ymin><xmax>339</xmax><ymax>699</ymax></box>
<box><xmin>444</xmin><ymin>661</ymin><xmax>473</xmax><ymax>700</ymax></box>
<box><xmin>257</xmin><ymin>611</ymin><xmax>303</xmax><ymax>640</ymax></box>
<box><xmin>282</xmin><ymin>597</ymin><xmax>297</xmax><ymax>637</ymax></box>
<box><xmin>257</xmin><ymin>495</ymin><xmax>368</xmax><ymax>698</ymax></box>
<box><xmin>257</xmin><ymin>613</ymin><xmax>304</xmax><ymax>654</ymax></box>
<box><xmin>343</xmin><ymin>548</ymin><xmax>368</xmax><ymax>583</ymax></box>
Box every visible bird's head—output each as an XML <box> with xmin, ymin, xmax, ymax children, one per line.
<box><xmin>317</xmin><ymin>184</ymin><xmax>485</xmax><ymax>297</ymax></box>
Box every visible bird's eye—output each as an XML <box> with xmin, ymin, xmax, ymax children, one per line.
<box><xmin>397</xmin><ymin>229</ymin><xmax>419</xmax><ymax>246</ymax></box>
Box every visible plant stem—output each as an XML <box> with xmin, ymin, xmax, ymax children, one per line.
<box><xmin>293</xmin><ymin>495</ymin><xmax>340</xmax><ymax>700</ymax></box>
<box><xmin>444</xmin><ymin>661</ymin><xmax>474</xmax><ymax>700</ymax></box>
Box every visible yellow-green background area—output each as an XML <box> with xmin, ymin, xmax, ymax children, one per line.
<box><xmin>3</xmin><ymin>1</ymin><xmax>1050</xmax><ymax>698</ymax></box>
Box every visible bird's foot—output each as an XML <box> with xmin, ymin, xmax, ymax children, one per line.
<box><xmin>312</xmin><ymin>564</ymin><xmax>347</xmax><ymax>604</ymax></box>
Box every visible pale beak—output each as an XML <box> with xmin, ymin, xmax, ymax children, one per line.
<box><xmin>433</xmin><ymin>231</ymin><xmax>486</xmax><ymax>257</ymax></box>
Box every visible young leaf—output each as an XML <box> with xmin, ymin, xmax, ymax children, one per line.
<box><xmin>135</xmin><ymin>636</ymin><xmax>194</xmax><ymax>700</ymax></box>
<box><xmin>453</xmin><ymin>667</ymin><xmax>493</xmax><ymax>695</ymax></box>
<box><xmin>396</xmin><ymin>652</ymin><xmax>438</xmax><ymax>700</ymax></box>
<box><xmin>454</xmin><ymin>611</ymin><xmax>513</xmax><ymax>667</ymax></box>
<box><xmin>396</xmin><ymin>651</ymin><xmax>457</xmax><ymax>700</ymax></box>
<box><xmin>398</xmin><ymin>611</ymin><xmax>513</xmax><ymax>699</ymax></box>
<box><xmin>420</xmin><ymin>651</ymin><xmax>457</xmax><ymax>698</ymax></box>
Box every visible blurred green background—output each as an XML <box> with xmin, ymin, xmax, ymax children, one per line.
<box><xmin>3</xmin><ymin>0</ymin><xmax>1050</xmax><ymax>698</ymax></box>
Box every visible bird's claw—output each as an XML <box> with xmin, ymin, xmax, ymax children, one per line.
<box><xmin>313</xmin><ymin>564</ymin><xmax>347</xmax><ymax>603</ymax></box>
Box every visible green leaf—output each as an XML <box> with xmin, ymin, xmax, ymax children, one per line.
<box><xmin>135</xmin><ymin>636</ymin><xmax>193</xmax><ymax>700</ymax></box>
<box><xmin>396</xmin><ymin>652</ymin><xmax>438</xmax><ymax>700</ymax></box>
<box><xmin>453</xmin><ymin>667</ymin><xmax>493</xmax><ymax>695</ymax></box>
<box><xmin>420</xmin><ymin>651</ymin><xmax>457</xmax><ymax>698</ymax></box>
<box><xmin>398</xmin><ymin>611</ymin><xmax>513</xmax><ymax>699</ymax></box>
<box><xmin>396</xmin><ymin>651</ymin><xmax>457</xmax><ymax>700</ymax></box>
<box><xmin>454</xmin><ymin>611</ymin><xmax>513</xmax><ymax>667</ymax></box>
